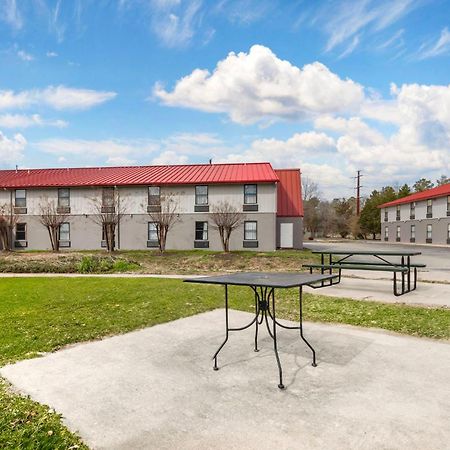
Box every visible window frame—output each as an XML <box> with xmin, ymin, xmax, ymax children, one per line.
<box><xmin>148</xmin><ymin>186</ymin><xmax>161</xmax><ymax>206</ymax></box>
<box><xmin>59</xmin><ymin>222</ymin><xmax>70</xmax><ymax>242</ymax></box>
<box><xmin>244</xmin><ymin>220</ymin><xmax>258</xmax><ymax>241</ymax></box>
<box><xmin>195</xmin><ymin>185</ymin><xmax>208</xmax><ymax>206</ymax></box>
<box><xmin>410</xmin><ymin>224</ymin><xmax>416</xmax><ymax>239</ymax></box>
<box><xmin>58</xmin><ymin>188</ymin><xmax>70</xmax><ymax>208</ymax></box>
<box><xmin>15</xmin><ymin>223</ymin><xmax>27</xmax><ymax>241</ymax></box>
<box><xmin>384</xmin><ymin>226</ymin><xmax>389</xmax><ymax>240</ymax></box>
<box><xmin>396</xmin><ymin>225</ymin><xmax>401</xmax><ymax>240</ymax></box>
<box><xmin>384</xmin><ymin>209</ymin><xmax>388</xmax><ymax>222</ymax></box>
<box><xmin>447</xmin><ymin>196</ymin><xmax>450</xmax><ymax>215</ymax></box>
<box><xmin>102</xmin><ymin>187</ymin><xmax>115</xmax><ymax>208</ymax></box>
<box><xmin>244</xmin><ymin>184</ymin><xmax>258</xmax><ymax>205</ymax></box>
<box><xmin>426</xmin><ymin>224</ymin><xmax>432</xmax><ymax>240</ymax></box>
<box><xmin>410</xmin><ymin>202</ymin><xmax>415</xmax><ymax>219</ymax></box>
<box><xmin>426</xmin><ymin>199</ymin><xmax>433</xmax><ymax>218</ymax></box>
<box><xmin>396</xmin><ymin>205</ymin><xmax>401</xmax><ymax>221</ymax></box>
<box><xmin>14</xmin><ymin>189</ymin><xmax>26</xmax><ymax>208</ymax></box>
<box><xmin>148</xmin><ymin>222</ymin><xmax>158</xmax><ymax>241</ymax></box>
<box><xmin>195</xmin><ymin>221</ymin><xmax>208</xmax><ymax>241</ymax></box>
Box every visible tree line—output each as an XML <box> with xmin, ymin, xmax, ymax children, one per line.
<box><xmin>303</xmin><ymin>175</ymin><xmax>450</xmax><ymax>240</ymax></box>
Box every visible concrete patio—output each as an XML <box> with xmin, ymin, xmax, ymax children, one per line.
<box><xmin>2</xmin><ymin>309</ymin><xmax>450</xmax><ymax>450</ymax></box>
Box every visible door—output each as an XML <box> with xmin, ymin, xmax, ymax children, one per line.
<box><xmin>280</xmin><ymin>222</ymin><xmax>293</xmax><ymax>248</ymax></box>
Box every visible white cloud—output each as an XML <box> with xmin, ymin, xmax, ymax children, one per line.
<box><xmin>1</xmin><ymin>0</ymin><xmax>22</xmax><ymax>29</ymax></box>
<box><xmin>0</xmin><ymin>114</ymin><xmax>67</xmax><ymax>128</ymax></box>
<box><xmin>316</xmin><ymin>0</ymin><xmax>417</xmax><ymax>53</ymax></box>
<box><xmin>46</xmin><ymin>51</ymin><xmax>58</xmax><ymax>57</ymax></box>
<box><xmin>416</xmin><ymin>27</ymin><xmax>450</xmax><ymax>60</ymax></box>
<box><xmin>338</xmin><ymin>35</ymin><xmax>360</xmax><ymax>59</ymax></box>
<box><xmin>17</xmin><ymin>50</ymin><xmax>34</xmax><ymax>61</ymax></box>
<box><xmin>152</xmin><ymin>151</ymin><xmax>189</xmax><ymax>165</ymax></box>
<box><xmin>0</xmin><ymin>131</ymin><xmax>26</xmax><ymax>166</ymax></box>
<box><xmin>106</xmin><ymin>156</ymin><xmax>137</xmax><ymax>166</ymax></box>
<box><xmin>0</xmin><ymin>86</ymin><xmax>117</xmax><ymax>110</ymax></box>
<box><xmin>155</xmin><ymin>45</ymin><xmax>364</xmax><ymax>124</ymax></box>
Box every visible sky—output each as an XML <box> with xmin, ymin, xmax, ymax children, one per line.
<box><xmin>1</xmin><ymin>0</ymin><xmax>450</xmax><ymax>198</ymax></box>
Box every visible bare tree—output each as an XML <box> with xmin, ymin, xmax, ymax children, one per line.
<box><xmin>91</xmin><ymin>188</ymin><xmax>126</xmax><ymax>253</ymax></box>
<box><xmin>0</xmin><ymin>203</ymin><xmax>18</xmax><ymax>251</ymax></box>
<box><xmin>210</xmin><ymin>201</ymin><xmax>244</xmax><ymax>252</ymax></box>
<box><xmin>146</xmin><ymin>193</ymin><xmax>179</xmax><ymax>253</ymax></box>
<box><xmin>38</xmin><ymin>199</ymin><xmax>69</xmax><ymax>252</ymax></box>
<box><xmin>302</xmin><ymin>177</ymin><xmax>320</xmax><ymax>201</ymax></box>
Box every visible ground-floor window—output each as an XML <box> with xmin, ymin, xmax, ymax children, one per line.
<box><xmin>195</xmin><ymin>221</ymin><xmax>208</xmax><ymax>241</ymax></box>
<box><xmin>396</xmin><ymin>226</ymin><xmax>400</xmax><ymax>241</ymax></box>
<box><xmin>384</xmin><ymin>226</ymin><xmax>388</xmax><ymax>240</ymax></box>
<box><xmin>148</xmin><ymin>222</ymin><xmax>158</xmax><ymax>241</ymax></box>
<box><xmin>410</xmin><ymin>224</ymin><xmax>415</xmax><ymax>240</ymax></box>
<box><xmin>244</xmin><ymin>221</ymin><xmax>257</xmax><ymax>241</ymax></box>
<box><xmin>426</xmin><ymin>224</ymin><xmax>432</xmax><ymax>242</ymax></box>
<box><xmin>447</xmin><ymin>223</ymin><xmax>450</xmax><ymax>240</ymax></box>
<box><xmin>15</xmin><ymin>223</ymin><xmax>26</xmax><ymax>240</ymax></box>
<box><xmin>59</xmin><ymin>222</ymin><xmax>70</xmax><ymax>241</ymax></box>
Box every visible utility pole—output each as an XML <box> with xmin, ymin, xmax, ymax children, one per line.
<box><xmin>355</xmin><ymin>170</ymin><xmax>362</xmax><ymax>215</ymax></box>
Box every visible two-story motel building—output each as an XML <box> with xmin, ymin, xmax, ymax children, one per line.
<box><xmin>379</xmin><ymin>183</ymin><xmax>450</xmax><ymax>245</ymax></box>
<box><xmin>0</xmin><ymin>162</ymin><xmax>304</xmax><ymax>251</ymax></box>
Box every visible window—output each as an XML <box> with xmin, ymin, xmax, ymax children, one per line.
<box><xmin>16</xmin><ymin>223</ymin><xmax>26</xmax><ymax>241</ymax></box>
<box><xmin>426</xmin><ymin>199</ymin><xmax>433</xmax><ymax>218</ymax></box>
<box><xmin>102</xmin><ymin>187</ymin><xmax>115</xmax><ymax>207</ymax></box>
<box><xmin>411</xmin><ymin>224</ymin><xmax>415</xmax><ymax>240</ymax></box>
<box><xmin>447</xmin><ymin>196</ymin><xmax>450</xmax><ymax>215</ymax></box>
<box><xmin>396</xmin><ymin>205</ymin><xmax>401</xmax><ymax>221</ymax></box>
<box><xmin>195</xmin><ymin>186</ymin><xmax>208</xmax><ymax>205</ymax></box>
<box><xmin>195</xmin><ymin>221</ymin><xmax>208</xmax><ymax>241</ymax></box>
<box><xmin>148</xmin><ymin>222</ymin><xmax>158</xmax><ymax>241</ymax></box>
<box><xmin>58</xmin><ymin>188</ymin><xmax>70</xmax><ymax>208</ymax></box>
<box><xmin>396</xmin><ymin>226</ymin><xmax>401</xmax><ymax>241</ymax></box>
<box><xmin>59</xmin><ymin>222</ymin><xmax>70</xmax><ymax>241</ymax></box>
<box><xmin>426</xmin><ymin>224</ymin><xmax>432</xmax><ymax>242</ymax></box>
<box><xmin>244</xmin><ymin>184</ymin><xmax>257</xmax><ymax>204</ymax></box>
<box><xmin>384</xmin><ymin>226</ymin><xmax>389</xmax><ymax>241</ymax></box>
<box><xmin>410</xmin><ymin>202</ymin><xmax>415</xmax><ymax>219</ymax></box>
<box><xmin>15</xmin><ymin>189</ymin><xmax>26</xmax><ymax>208</ymax></box>
<box><xmin>148</xmin><ymin>186</ymin><xmax>160</xmax><ymax>206</ymax></box>
<box><xmin>244</xmin><ymin>221</ymin><xmax>257</xmax><ymax>241</ymax></box>
<box><xmin>384</xmin><ymin>209</ymin><xmax>388</xmax><ymax>222</ymax></box>
<box><xmin>448</xmin><ymin>224</ymin><xmax>450</xmax><ymax>241</ymax></box>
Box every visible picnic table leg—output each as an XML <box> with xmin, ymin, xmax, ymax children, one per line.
<box><xmin>213</xmin><ymin>284</ymin><xmax>229</xmax><ymax>370</ymax></box>
<box><xmin>407</xmin><ymin>255</ymin><xmax>411</xmax><ymax>291</ymax></box>
<box><xmin>401</xmin><ymin>256</ymin><xmax>405</xmax><ymax>294</ymax></box>
<box><xmin>299</xmin><ymin>286</ymin><xmax>317</xmax><ymax>367</ymax></box>
<box><xmin>270</xmin><ymin>289</ymin><xmax>284</xmax><ymax>389</ymax></box>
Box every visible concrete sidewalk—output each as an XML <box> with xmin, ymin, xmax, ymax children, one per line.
<box><xmin>2</xmin><ymin>310</ymin><xmax>449</xmax><ymax>450</ymax></box>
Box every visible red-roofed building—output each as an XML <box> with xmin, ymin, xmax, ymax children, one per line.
<box><xmin>378</xmin><ymin>183</ymin><xmax>450</xmax><ymax>245</ymax></box>
<box><xmin>0</xmin><ymin>162</ymin><xmax>304</xmax><ymax>251</ymax></box>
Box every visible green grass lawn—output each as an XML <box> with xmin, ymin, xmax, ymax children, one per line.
<box><xmin>1</xmin><ymin>277</ymin><xmax>449</xmax><ymax>449</ymax></box>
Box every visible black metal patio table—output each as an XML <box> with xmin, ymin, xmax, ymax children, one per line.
<box><xmin>184</xmin><ymin>272</ymin><xmax>337</xmax><ymax>389</ymax></box>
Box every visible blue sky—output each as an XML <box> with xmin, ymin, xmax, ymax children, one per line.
<box><xmin>1</xmin><ymin>0</ymin><xmax>450</xmax><ymax>197</ymax></box>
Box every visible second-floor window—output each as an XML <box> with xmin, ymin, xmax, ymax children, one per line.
<box><xmin>410</xmin><ymin>202</ymin><xmax>415</xmax><ymax>219</ymax></box>
<box><xmin>447</xmin><ymin>196</ymin><xmax>450</xmax><ymax>215</ymax></box>
<box><xmin>58</xmin><ymin>188</ymin><xmax>70</xmax><ymax>208</ymax></box>
<box><xmin>15</xmin><ymin>189</ymin><xmax>26</xmax><ymax>208</ymax></box>
<box><xmin>15</xmin><ymin>223</ymin><xmax>26</xmax><ymax>241</ymax></box>
<box><xmin>195</xmin><ymin>221</ymin><xmax>208</xmax><ymax>241</ymax></box>
<box><xmin>426</xmin><ymin>199</ymin><xmax>433</xmax><ymax>218</ymax></box>
<box><xmin>396</xmin><ymin>205</ymin><xmax>401</xmax><ymax>221</ymax></box>
<box><xmin>244</xmin><ymin>221</ymin><xmax>257</xmax><ymax>241</ymax></box>
<box><xmin>148</xmin><ymin>186</ymin><xmax>160</xmax><ymax>206</ymax></box>
<box><xmin>195</xmin><ymin>186</ymin><xmax>208</xmax><ymax>205</ymax></box>
<box><xmin>102</xmin><ymin>187</ymin><xmax>115</xmax><ymax>211</ymax></box>
<box><xmin>244</xmin><ymin>184</ymin><xmax>257</xmax><ymax>204</ymax></box>
<box><xmin>384</xmin><ymin>209</ymin><xmax>388</xmax><ymax>221</ymax></box>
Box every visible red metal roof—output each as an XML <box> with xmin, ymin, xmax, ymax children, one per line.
<box><xmin>275</xmin><ymin>169</ymin><xmax>303</xmax><ymax>217</ymax></box>
<box><xmin>0</xmin><ymin>163</ymin><xmax>279</xmax><ymax>188</ymax></box>
<box><xmin>379</xmin><ymin>183</ymin><xmax>450</xmax><ymax>208</ymax></box>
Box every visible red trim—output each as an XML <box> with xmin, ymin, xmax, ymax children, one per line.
<box><xmin>379</xmin><ymin>183</ymin><xmax>450</xmax><ymax>208</ymax></box>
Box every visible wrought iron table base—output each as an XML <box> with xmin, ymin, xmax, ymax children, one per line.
<box><xmin>212</xmin><ymin>285</ymin><xmax>316</xmax><ymax>390</ymax></box>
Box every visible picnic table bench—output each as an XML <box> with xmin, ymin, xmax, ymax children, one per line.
<box><xmin>303</xmin><ymin>250</ymin><xmax>426</xmax><ymax>296</ymax></box>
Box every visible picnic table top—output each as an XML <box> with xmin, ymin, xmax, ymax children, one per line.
<box><xmin>184</xmin><ymin>272</ymin><xmax>337</xmax><ymax>288</ymax></box>
<box><xmin>311</xmin><ymin>250</ymin><xmax>422</xmax><ymax>257</ymax></box>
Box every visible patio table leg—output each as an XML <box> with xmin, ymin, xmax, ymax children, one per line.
<box><xmin>299</xmin><ymin>286</ymin><xmax>317</xmax><ymax>367</ymax></box>
<box><xmin>213</xmin><ymin>284</ymin><xmax>229</xmax><ymax>371</ymax></box>
<box><xmin>254</xmin><ymin>290</ymin><xmax>260</xmax><ymax>352</ymax></box>
<box><xmin>270</xmin><ymin>289</ymin><xmax>284</xmax><ymax>389</ymax></box>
